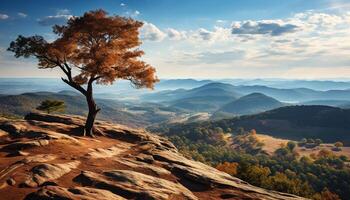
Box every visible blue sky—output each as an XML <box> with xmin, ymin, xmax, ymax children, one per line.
<box><xmin>1</xmin><ymin>0</ymin><xmax>350</xmax><ymax>79</ymax></box>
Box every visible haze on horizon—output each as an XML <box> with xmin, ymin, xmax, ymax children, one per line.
<box><xmin>1</xmin><ymin>0</ymin><xmax>350</xmax><ymax>79</ymax></box>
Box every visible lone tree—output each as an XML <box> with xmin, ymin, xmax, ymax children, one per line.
<box><xmin>37</xmin><ymin>100</ymin><xmax>65</xmax><ymax>114</ymax></box>
<box><xmin>8</xmin><ymin>10</ymin><xmax>158</xmax><ymax>136</ymax></box>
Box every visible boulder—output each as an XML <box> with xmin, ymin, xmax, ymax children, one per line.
<box><xmin>75</xmin><ymin>170</ymin><xmax>198</xmax><ymax>200</ymax></box>
<box><xmin>24</xmin><ymin>161</ymin><xmax>80</xmax><ymax>187</ymax></box>
<box><xmin>25</xmin><ymin>112</ymin><xmax>85</xmax><ymax>126</ymax></box>
<box><xmin>2</xmin><ymin>139</ymin><xmax>49</xmax><ymax>152</ymax></box>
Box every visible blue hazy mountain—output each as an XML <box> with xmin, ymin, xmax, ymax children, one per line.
<box><xmin>142</xmin><ymin>82</ymin><xmax>241</xmax><ymax>103</ymax></box>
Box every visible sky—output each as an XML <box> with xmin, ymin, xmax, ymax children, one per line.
<box><xmin>1</xmin><ymin>0</ymin><xmax>350</xmax><ymax>79</ymax></box>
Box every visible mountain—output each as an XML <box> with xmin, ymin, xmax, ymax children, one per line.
<box><xmin>166</xmin><ymin>82</ymin><xmax>242</xmax><ymax>112</ymax></box>
<box><xmin>142</xmin><ymin>82</ymin><xmax>241</xmax><ymax>103</ymax></box>
<box><xmin>169</xmin><ymin>95</ymin><xmax>234</xmax><ymax>112</ymax></box>
<box><xmin>0</xmin><ymin>113</ymin><xmax>304</xmax><ymax>200</ymax></box>
<box><xmin>300</xmin><ymin>100</ymin><xmax>350</xmax><ymax>107</ymax></box>
<box><xmin>0</xmin><ymin>92</ymin><xmax>186</xmax><ymax>127</ymax></box>
<box><xmin>222</xmin><ymin>79</ymin><xmax>350</xmax><ymax>91</ymax></box>
<box><xmin>155</xmin><ymin>79</ymin><xmax>213</xmax><ymax>90</ymax></box>
<box><xmin>217</xmin><ymin>93</ymin><xmax>285</xmax><ymax>116</ymax></box>
<box><xmin>233</xmin><ymin>85</ymin><xmax>350</xmax><ymax>102</ymax></box>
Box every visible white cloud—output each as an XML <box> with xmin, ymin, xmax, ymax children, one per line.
<box><xmin>125</xmin><ymin>10</ymin><xmax>140</xmax><ymax>18</ymax></box>
<box><xmin>18</xmin><ymin>12</ymin><xmax>27</xmax><ymax>18</ymax></box>
<box><xmin>0</xmin><ymin>14</ymin><xmax>9</xmax><ymax>20</ymax></box>
<box><xmin>133</xmin><ymin>10</ymin><xmax>140</xmax><ymax>17</ymax></box>
<box><xmin>216</xmin><ymin>19</ymin><xmax>227</xmax><ymax>23</ymax></box>
<box><xmin>141</xmin><ymin>22</ymin><xmax>166</xmax><ymax>42</ymax></box>
<box><xmin>37</xmin><ymin>10</ymin><xmax>73</xmax><ymax>26</ymax></box>
<box><xmin>231</xmin><ymin>20</ymin><xmax>299</xmax><ymax>36</ymax></box>
<box><xmin>166</xmin><ymin>28</ymin><xmax>187</xmax><ymax>40</ymax></box>
<box><xmin>120</xmin><ymin>3</ymin><xmax>126</xmax><ymax>7</ymax></box>
<box><xmin>178</xmin><ymin>50</ymin><xmax>246</xmax><ymax>64</ymax></box>
<box><xmin>144</xmin><ymin>10</ymin><xmax>350</xmax><ymax>78</ymax></box>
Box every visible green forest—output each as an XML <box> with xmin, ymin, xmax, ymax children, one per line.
<box><xmin>150</xmin><ymin>122</ymin><xmax>350</xmax><ymax>199</ymax></box>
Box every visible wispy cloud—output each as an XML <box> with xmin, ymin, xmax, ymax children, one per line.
<box><xmin>17</xmin><ymin>12</ymin><xmax>27</xmax><ymax>18</ymax></box>
<box><xmin>37</xmin><ymin>9</ymin><xmax>72</xmax><ymax>26</ymax></box>
<box><xmin>0</xmin><ymin>14</ymin><xmax>9</xmax><ymax>20</ymax></box>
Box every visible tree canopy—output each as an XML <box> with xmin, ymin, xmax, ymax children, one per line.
<box><xmin>8</xmin><ymin>9</ymin><xmax>159</xmax><ymax>136</ymax></box>
<box><xmin>36</xmin><ymin>100</ymin><xmax>65</xmax><ymax>114</ymax></box>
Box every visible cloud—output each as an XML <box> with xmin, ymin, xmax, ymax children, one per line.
<box><xmin>133</xmin><ymin>10</ymin><xmax>140</xmax><ymax>17</ymax></box>
<box><xmin>0</xmin><ymin>14</ymin><xmax>9</xmax><ymax>20</ymax></box>
<box><xmin>124</xmin><ymin>10</ymin><xmax>140</xmax><ymax>18</ymax></box>
<box><xmin>18</xmin><ymin>12</ymin><xmax>27</xmax><ymax>18</ymax></box>
<box><xmin>193</xmin><ymin>50</ymin><xmax>245</xmax><ymax>64</ymax></box>
<box><xmin>216</xmin><ymin>19</ymin><xmax>227</xmax><ymax>23</ymax></box>
<box><xmin>189</xmin><ymin>27</ymin><xmax>232</xmax><ymax>43</ymax></box>
<box><xmin>57</xmin><ymin>9</ymin><xmax>70</xmax><ymax>15</ymax></box>
<box><xmin>38</xmin><ymin>13</ymin><xmax>72</xmax><ymax>26</ymax></box>
<box><xmin>141</xmin><ymin>22</ymin><xmax>166</xmax><ymax>41</ymax></box>
<box><xmin>166</xmin><ymin>28</ymin><xmax>187</xmax><ymax>40</ymax></box>
<box><xmin>231</xmin><ymin>20</ymin><xmax>299</xmax><ymax>36</ymax></box>
<box><xmin>120</xmin><ymin>3</ymin><xmax>126</xmax><ymax>7</ymax></box>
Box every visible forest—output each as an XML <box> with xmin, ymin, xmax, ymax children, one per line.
<box><xmin>150</xmin><ymin>123</ymin><xmax>349</xmax><ymax>199</ymax></box>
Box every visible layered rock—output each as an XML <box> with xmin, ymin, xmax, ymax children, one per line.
<box><xmin>25</xmin><ymin>185</ymin><xmax>125</xmax><ymax>200</ymax></box>
<box><xmin>24</xmin><ymin>161</ymin><xmax>80</xmax><ymax>187</ymax></box>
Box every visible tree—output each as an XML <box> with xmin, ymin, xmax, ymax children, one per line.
<box><xmin>287</xmin><ymin>141</ymin><xmax>296</xmax><ymax>151</ymax></box>
<box><xmin>37</xmin><ymin>100</ymin><xmax>65</xmax><ymax>114</ymax></box>
<box><xmin>216</xmin><ymin>162</ymin><xmax>238</xmax><ymax>176</ymax></box>
<box><xmin>313</xmin><ymin>188</ymin><xmax>341</xmax><ymax>200</ymax></box>
<box><xmin>298</xmin><ymin>138</ymin><xmax>307</xmax><ymax>147</ymax></box>
<box><xmin>8</xmin><ymin>10</ymin><xmax>158</xmax><ymax>136</ymax></box>
<box><xmin>334</xmin><ymin>142</ymin><xmax>343</xmax><ymax>148</ymax></box>
<box><xmin>315</xmin><ymin>139</ymin><xmax>323</xmax><ymax>146</ymax></box>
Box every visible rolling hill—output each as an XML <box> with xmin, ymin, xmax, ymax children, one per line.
<box><xmin>142</xmin><ymin>82</ymin><xmax>241</xmax><ymax>103</ymax></box>
<box><xmin>225</xmin><ymin>105</ymin><xmax>350</xmax><ymax>144</ymax></box>
<box><xmin>154</xmin><ymin>105</ymin><xmax>350</xmax><ymax>145</ymax></box>
<box><xmin>217</xmin><ymin>93</ymin><xmax>285</xmax><ymax>116</ymax></box>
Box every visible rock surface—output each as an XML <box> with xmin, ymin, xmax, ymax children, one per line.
<box><xmin>76</xmin><ymin>170</ymin><xmax>197</xmax><ymax>200</ymax></box>
<box><xmin>25</xmin><ymin>185</ymin><xmax>125</xmax><ymax>200</ymax></box>
<box><xmin>0</xmin><ymin>112</ymin><xmax>308</xmax><ymax>200</ymax></box>
<box><xmin>24</xmin><ymin>161</ymin><xmax>80</xmax><ymax>187</ymax></box>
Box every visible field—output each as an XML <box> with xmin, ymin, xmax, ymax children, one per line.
<box><xmin>256</xmin><ymin>134</ymin><xmax>350</xmax><ymax>158</ymax></box>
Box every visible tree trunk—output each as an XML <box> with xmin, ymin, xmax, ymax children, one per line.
<box><xmin>84</xmin><ymin>91</ymin><xmax>99</xmax><ymax>137</ymax></box>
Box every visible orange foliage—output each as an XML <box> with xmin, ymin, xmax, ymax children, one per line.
<box><xmin>216</xmin><ymin>162</ymin><xmax>239</xmax><ymax>176</ymax></box>
<box><xmin>317</xmin><ymin>188</ymin><xmax>341</xmax><ymax>200</ymax></box>
<box><xmin>8</xmin><ymin>9</ymin><xmax>158</xmax><ymax>89</ymax></box>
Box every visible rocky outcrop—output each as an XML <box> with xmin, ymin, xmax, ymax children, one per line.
<box><xmin>24</xmin><ymin>161</ymin><xmax>80</xmax><ymax>187</ymax></box>
<box><xmin>0</xmin><ymin>113</ymin><xmax>308</xmax><ymax>200</ymax></box>
<box><xmin>25</xmin><ymin>185</ymin><xmax>125</xmax><ymax>200</ymax></box>
<box><xmin>76</xmin><ymin>170</ymin><xmax>197</xmax><ymax>200</ymax></box>
<box><xmin>2</xmin><ymin>139</ymin><xmax>49</xmax><ymax>151</ymax></box>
